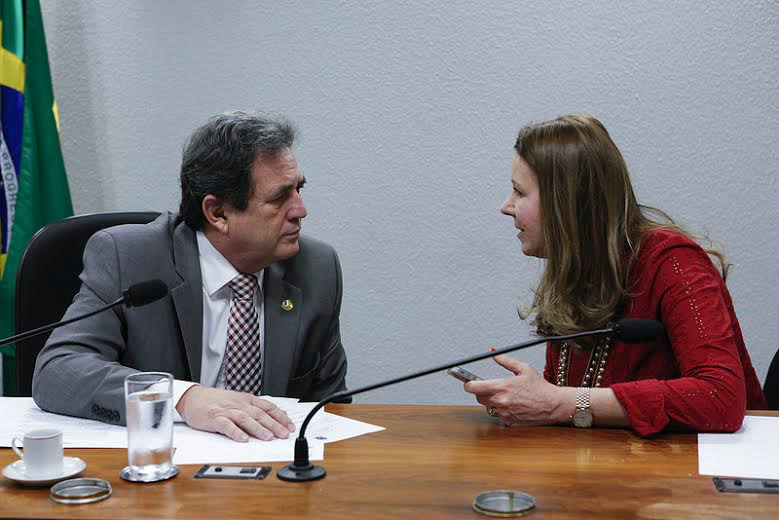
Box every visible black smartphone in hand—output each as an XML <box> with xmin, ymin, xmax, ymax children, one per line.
<box><xmin>447</xmin><ymin>366</ymin><xmax>483</xmax><ymax>383</ymax></box>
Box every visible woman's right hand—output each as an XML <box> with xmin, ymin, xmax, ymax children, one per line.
<box><xmin>464</xmin><ymin>354</ymin><xmax>565</xmax><ymax>426</ymax></box>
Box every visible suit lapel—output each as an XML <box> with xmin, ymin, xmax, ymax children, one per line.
<box><xmin>262</xmin><ymin>261</ymin><xmax>301</xmax><ymax>396</ymax></box>
<box><xmin>171</xmin><ymin>222</ymin><xmax>203</xmax><ymax>382</ymax></box>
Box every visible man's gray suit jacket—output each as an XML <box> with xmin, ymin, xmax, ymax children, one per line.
<box><xmin>32</xmin><ymin>213</ymin><xmax>349</xmax><ymax>425</ymax></box>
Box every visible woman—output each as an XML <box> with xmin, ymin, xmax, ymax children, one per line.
<box><xmin>464</xmin><ymin>114</ymin><xmax>766</xmax><ymax>435</ymax></box>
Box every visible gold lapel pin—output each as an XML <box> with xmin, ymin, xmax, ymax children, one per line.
<box><xmin>281</xmin><ymin>299</ymin><xmax>294</xmax><ymax>311</ymax></box>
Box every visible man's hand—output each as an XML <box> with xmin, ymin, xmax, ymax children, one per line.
<box><xmin>176</xmin><ymin>386</ymin><xmax>296</xmax><ymax>442</ymax></box>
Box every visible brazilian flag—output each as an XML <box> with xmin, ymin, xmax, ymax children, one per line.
<box><xmin>1</xmin><ymin>0</ymin><xmax>73</xmax><ymax>395</ymax></box>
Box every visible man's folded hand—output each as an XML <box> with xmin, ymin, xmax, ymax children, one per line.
<box><xmin>176</xmin><ymin>386</ymin><xmax>296</xmax><ymax>442</ymax></box>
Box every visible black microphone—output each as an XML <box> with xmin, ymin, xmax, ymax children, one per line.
<box><xmin>0</xmin><ymin>279</ymin><xmax>169</xmax><ymax>348</ymax></box>
<box><xmin>611</xmin><ymin>318</ymin><xmax>665</xmax><ymax>343</ymax></box>
<box><xmin>122</xmin><ymin>279</ymin><xmax>168</xmax><ymax>307</ymax></box>
<box><xmin>277</xmin><ymin>318</ymin><xmax>665</xmax><ymax>482</ymax></box>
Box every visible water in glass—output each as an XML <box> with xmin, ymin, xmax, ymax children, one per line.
<box><xmin>126</xmin><ymin>389</ymin><xmax>173</xmax><ymax>479</ymax></box>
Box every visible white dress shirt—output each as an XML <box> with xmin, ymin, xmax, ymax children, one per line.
<box><xmin>172</xmin><ymin>231</ymin><xmax>265</xmax><ymax>420</ymax></box>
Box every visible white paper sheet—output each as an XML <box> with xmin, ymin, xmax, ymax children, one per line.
<box><xmin>304</xmin><ymin>411</ymin><xmax>385</xmax><ymax>444</ymax></box>
<box><xmin>171</xmin><ymin>399</ymin><xmax>384</xmax><ymax>464</ymax></box>
<box><xmin>698</xmin><ymin>416</ymin><xmax>779</xmax><ymax>479</ymax></box>
<box><xmin>0</xmin><ymin>397</ymin><xmax>127</xmax><ymax>448</ymax></box>
<box><xmin>256</xmin><ymin>399</ymin><xmax>385</xmax><ymax>446</ymax></box>
<box><xmin>1</xmin><ymin>396</ymin><xmax>384</xmax><ymax>465</ymax></box>
<box><xmin>171</xmin><ymin>396</ymin><xmax>315</xmax><ymax>464</ymax></box>
<box><xmin>171</xmin><ymin>427</ymin><xmax>324</xmax><ymax>464</ymax></box>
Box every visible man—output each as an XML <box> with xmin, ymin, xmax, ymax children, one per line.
<box><xmin>32</xmin><ymin>111</ymin><xmax>348</xmax><ymax>442</ymax></box>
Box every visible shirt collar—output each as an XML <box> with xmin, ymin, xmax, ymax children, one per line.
<box><xmin>196</xmin><ymin>230</ymin><xmax>264</xmax><ymax>297</ymax></box>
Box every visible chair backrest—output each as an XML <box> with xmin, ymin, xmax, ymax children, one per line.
<box><xmin>765</xmin><ymin>348</ymin><xmax>779</xmax><ymax>411</ymax></box>
<box><xmin>14</xmin><ymin>211</ymin><xmax>160</xmax><ymax>396</ymax></box>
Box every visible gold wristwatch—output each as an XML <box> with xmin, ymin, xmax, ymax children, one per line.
<box><xmin>572</xmin><ymin>387</ymin><xmax>594</xmax><ymax>428</ymax></box>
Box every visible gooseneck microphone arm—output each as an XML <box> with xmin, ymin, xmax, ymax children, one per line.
<box><xmin>0</xmin><ymin>296</ymin><xmax>126</xmax><ymax>348</ymax></box>
<box><xmin>0</xmin><ymin>279</ymin><xmax>169</xmax><ymax>348</ymax></box>
<box><xmin>300</xmin><ymin>327</ymin><xmax>612</xmax><ymax>436</ymax></box>
<box><xmin>278</xmin><ymin>320</ymin><xmax>661</xmax><ymax>482</ymax></box>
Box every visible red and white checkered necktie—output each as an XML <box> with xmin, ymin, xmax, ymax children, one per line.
<box><xmin>224</xmin><ymin>273</ymin><xmax>262</xmax><ymax>395</ymax></box>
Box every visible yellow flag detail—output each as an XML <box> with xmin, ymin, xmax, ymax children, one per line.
<box><xmin>53</xmin><ymin>100</ymin><xmax>60</xmax><ymax>133</ymax></box>
<box><xmin>0</xmin><ymin>47</ymin><xmax>25</xmax><ymax>94</ymax></box>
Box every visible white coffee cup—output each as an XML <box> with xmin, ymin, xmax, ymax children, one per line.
<box><xmin>11</xmin><ymin>429</ymin><xmax>64</xmax><ymax>477</ymax></box>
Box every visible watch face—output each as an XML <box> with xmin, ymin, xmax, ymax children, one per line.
<box><xmin>573</xmin><ymin>409</ymin><xmax>593</xmax><ymax>428</ymax></box>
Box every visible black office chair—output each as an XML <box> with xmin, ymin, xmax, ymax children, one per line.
<box><xmin>765</xmin><ymin>348</ymin><xmax>779</xmax><ymax>411</ymax></box>
<box><xmin>13</xmin><ymin>211</ymin><xmax>160</xmax><ymax>396</ymax></box>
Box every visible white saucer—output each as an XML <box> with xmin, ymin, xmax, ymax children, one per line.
<box><xmin>2</xmin><ymin>457</ymin><xmax>86</xmax><ymax>487</ymax></box>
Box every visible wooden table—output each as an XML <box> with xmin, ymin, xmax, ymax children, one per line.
<box><xmin>1</xmin><ymin>405</ymin><xmax>776</xmax><ymax>519</ymax></box>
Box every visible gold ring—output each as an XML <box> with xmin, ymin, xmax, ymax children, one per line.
<box><xmin>487</xmin><ymin>406</ymin><xmax>497</xmax><ymax>417</ymax></box>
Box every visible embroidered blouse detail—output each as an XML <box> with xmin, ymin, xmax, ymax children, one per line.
<box><xmin>542</xmin><ymin>230</ymin><xmax>766</xmax><ymax>436</ymax></box>
<box><xmin>670</xmin><ymin>254</ymin><xmax>709</xmax><ymax>341</ymax></box>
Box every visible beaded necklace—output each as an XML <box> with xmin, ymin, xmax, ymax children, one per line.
<box><xmin>555</xmin><ymin>336</ymin><xmax>612</xmax><ymax>387</ymax></box>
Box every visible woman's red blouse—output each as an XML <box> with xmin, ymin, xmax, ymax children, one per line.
<box><xmin>542</xmin><ymin>230</ymin><xmax>767</xmax><ymax>436</ymax></box>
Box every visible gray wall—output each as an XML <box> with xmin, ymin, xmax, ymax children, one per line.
<box><xmin>38</xmin><ymin>0</ymin><xmax>778</xmax><ymax>404</ymax></box>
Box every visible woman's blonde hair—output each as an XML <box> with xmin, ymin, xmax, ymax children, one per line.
<box><xmin>514</xmin><ymin>114</ymin><xmax>728</xmax><ymax>341</ymax></box>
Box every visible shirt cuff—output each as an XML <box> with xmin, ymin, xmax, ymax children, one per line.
<box><xmin>173</xmin><ymin>380</ymin><xmax>199</xmax><ymax>423</ymax></box>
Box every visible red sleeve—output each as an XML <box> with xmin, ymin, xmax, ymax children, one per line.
<box><xmin>610</xmin><ymin>244</ymin><xmax>747</xmax><ymax>436</ymax></box>
<box><xmin>543</xmin><ymin>342</ymin><xmax>554</xmax><ymax>383</ymax></box>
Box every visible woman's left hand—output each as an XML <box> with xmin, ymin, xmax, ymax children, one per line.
<box><xmin>464</xmin><ymin>354</ymin><xmax>563</xmax><ymax>426</ymax></box>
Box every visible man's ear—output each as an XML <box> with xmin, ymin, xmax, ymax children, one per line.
<box><xmin>202</xmin><ymin>195</ymin><xmax>229</xmax><ymax>234</ymax></box>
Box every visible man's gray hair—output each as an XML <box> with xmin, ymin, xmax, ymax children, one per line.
<box><xmin>178</xmin><ymin>110</ymin><xmax>296</xmax><ymax>229</ymax></box>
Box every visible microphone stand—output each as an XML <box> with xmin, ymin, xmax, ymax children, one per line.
<box><xmin>277</xmin><ymin>326</ymin><xmax>614</xmax><ymax>481</ymax></box>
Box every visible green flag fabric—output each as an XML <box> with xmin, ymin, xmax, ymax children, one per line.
<box><xmin>0</xmin><ymin>0</ymin><xmax>73</xmax><ymax>395</ymax></box>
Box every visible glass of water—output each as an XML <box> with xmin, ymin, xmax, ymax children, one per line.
<box><xmin>121</xmin><ymin>372</ymin><xmax>179</xmax><ymax>482</ymax></box>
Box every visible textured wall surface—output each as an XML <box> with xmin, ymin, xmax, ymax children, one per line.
<box><xmin>37</xmin><ymin>1</ymin><xmax>778</xmax><ymax>405</ymax></box>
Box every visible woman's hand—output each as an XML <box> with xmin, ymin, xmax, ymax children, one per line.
<box><xmin>464</xmin><ymin>354</ymin><xmax>564</xmax><ymax>426</ymax></box>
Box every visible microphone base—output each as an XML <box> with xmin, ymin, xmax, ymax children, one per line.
<box><xmin>276</xmin><ymin>463</ymin><xmax>326</xmax><ymax>482</ymax></box>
